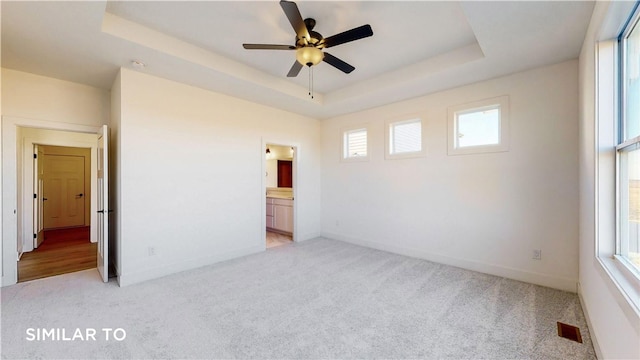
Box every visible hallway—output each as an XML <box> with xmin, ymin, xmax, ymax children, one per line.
<box><xmin>18</xmin><ymin>226</ymin><xmax>96</xmax><ymax>282</ymax></box>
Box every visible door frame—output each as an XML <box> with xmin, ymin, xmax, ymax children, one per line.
<box><xmin>33</xmin><ymin>145</ymin><xmax>44</xmax><ymax>251</ymax></box>
<box><xmin>2</xmin><ymin>116</ymin><xmax>101</xmax><ymax>287</ymax></box>
<box><xmin>261</xmin><ymin>138</ymin><xmax>299</xmax><ymax>248</ymax></box>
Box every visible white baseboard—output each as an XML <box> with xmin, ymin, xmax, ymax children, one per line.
<box><xmin>321</xmin><ymin>232</ymin><xmax>578</xmax><ymax>293</ymax></box>
<box><xmin>117</xmin><ymin>245</ymin><xmax>264</xmax><ymax>287</ymax></box>
<box><xmin>1</xmin><ymin>275</ymin><xmax>15</xmax><ymax>287</ymax></box>
<box><xmin>296</xmin><ymin>231</ymin><xmax>322</xmax><ymax>242</ymax></box>
<box><xmin>577</xmin><ymin>282</ymin><xmax>603</xmax><ymax>360</ymax></box>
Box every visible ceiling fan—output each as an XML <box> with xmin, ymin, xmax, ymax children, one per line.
<box><xmin>242</xmin><ymin>0</ymin><xmax>374</xmax><ymax>78</ymax></box>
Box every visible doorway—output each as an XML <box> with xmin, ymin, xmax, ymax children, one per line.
<box><xmin>265</xmin><ymin>143</ymin><xmax>296</xmax><ymax>248</ymax></box>
<box><xmin>1</xmin><ymin>121</ymin><xmax>110</xmax><ymax>287</ymax></box>
<box><xmin>18</xmin><ymin>144</ymin><xmax>95</xmax><ymax>282</ymax></box>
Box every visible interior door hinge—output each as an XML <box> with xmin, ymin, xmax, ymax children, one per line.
<box><xmin>33</xmin><ymin>233</ymin><xmax>37</xmax><ymax>239</ymax></box>
<box><xmin>33</xmin><ymin>194</ymin><xmax>37</xmax><ymax>199</ymax></box>
<box><xmin>33</xmin><ymin>153</ymin><xmax>37</xmax><ymax>159</ymax></box>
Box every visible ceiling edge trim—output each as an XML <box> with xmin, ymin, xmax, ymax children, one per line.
<box><xmin>324</xmin><ymin>43</ymin><xmax>485</xmax><ymax>105</ymax></box>
<box><xmin>101</xmin><ymin>12</ymin><xmax>323</xmax><ymax>105</ymax></box>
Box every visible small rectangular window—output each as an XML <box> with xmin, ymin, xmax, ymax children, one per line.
<box><xmin>448</xmin><ymin>96</ymin><xmax>509</xmax><ymax>155</ymax></box>
<box><xmin>456</xmin><ymin>107</ymin><xmax>500</xmax><ymax>148</ymax></box>
<box><xmin>390</xmin><ymin>119</ymin><xmax>421</xmax><ymax>153</ymax></box>
<box><xmin>385</xmin><ymin>117</ymin><xmax>426</xmax><ymax>159</ymax></box>
<box><xmin>342</xmin><ymin>127</ymin><xmax>368</xmax><ymax>161</ymax></box>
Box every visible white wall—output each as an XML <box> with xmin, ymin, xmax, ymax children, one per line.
<box><xmin>110</xmin><ymin>71</ymin><xmax>122</xmax><ymax>278</ymax></box>
<box><xmin>321</xmin><ymin>60</ymin><xmax>580</xmax><ymax>292</ymax></box>
<box><xmin>1</xmin><ymin>68</ymin><xmax>108</xmax><ymax>286</ymax></box>
<box><xmin>578</xmin><ymin>2</ymin><xmax>640</xmax><ymax>359</ymax></box>
<box><xmin>116</xmin><ymin>69</ymin><xmax>321</xmax><ymax>286</ymax></box>
<box><xmin>1</xmin><ymin>17</ymin><xmax>3</xmax><ymax>281</ymax></box>
<box><xmin>2</xmin><ymin>69</ymin><xmax>109</xmax><ymax>126</ymax></box>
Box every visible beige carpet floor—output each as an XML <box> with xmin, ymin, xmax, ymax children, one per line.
<box><xmin>1</xmin><ymin>238</ymin><xmax>595</xmax><ymax>359</ymax></box>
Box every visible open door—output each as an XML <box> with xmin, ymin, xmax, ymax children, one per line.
<box><xmin>33</xmin><ymin>145</ymin><xmax>44</xmax><ymax>249</ymax></box>
<box><xmin>97</xmin><ymin>125</ymin><xmax>109</xmax><ymax>282</ymax></box>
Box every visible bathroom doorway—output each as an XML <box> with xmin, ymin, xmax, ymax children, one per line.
<box><xmin>264</xmin><ymin>143</ymin><xmax>295</xmax><ymax>248</ymax></box>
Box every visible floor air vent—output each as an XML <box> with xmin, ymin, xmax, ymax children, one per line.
<box><xmin>557</xmin><ymin>322</ymin><xmax>582</xmax><ymax>343</ymax></box>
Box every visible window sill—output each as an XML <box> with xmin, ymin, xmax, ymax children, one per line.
<box><xmin>447</xmin><ymin>144</ymin><xmax>508</xmax><ymax>156</ymax></box>
<box><xmin>385</xmin><ymin>150</ymin><xmax>427</xmax><ymax>160</ymax></box>
<box><xmin>596</xmin><ymin>255</ymin><xmax>640</xmax><ymax>332</ymax></box>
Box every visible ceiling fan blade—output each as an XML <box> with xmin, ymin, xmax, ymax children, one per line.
<box><xmin>323</xmin><ymin>24</ymin><xmax>373</xmax><ymax>48</ymax></box>
<box><xmin>280</xmin><ymin>0</ymin><xmax>310</xmax><ymax>42</ymax></box>
<box><xmin>287</xmin><ymin>61</ymin><xmax>303</xmax><ymax>77</ymax></box>
<box><xmin>243</xmin><ymin>44</ymin><xmax>295</xmax><ymax>50</ymax></box>
<box><xmin>323</xmin><ymin>52</ymin><xmax>355</xmax><ymax>74</ymax></box>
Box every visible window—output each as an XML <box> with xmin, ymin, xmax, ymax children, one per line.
<box><xmin>342</xmin><ymin>127</ymin><xmax>368</xmax><ymax>161</ymax></box>
<box><xmin>457</xmin><ymin>108</ymin><xmax>499</xmax><ymax>147</ymax></box>
<box><xmin>618</xmin><ymin>9</ymin><xmax>640</xmax><ymax>276</ymax></box>
<box><xmin>385</xmin><ymin>117</ymin><xmax>426</xmax><ymax>159</ymax></box>
<box><xmin>447</xmin><ymin>96</ymin><xmax>509</xmax><ymax>155</ymax></box>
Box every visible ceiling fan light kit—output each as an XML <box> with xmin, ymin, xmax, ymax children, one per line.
<box><xmin>242</xmin><ymin>0</ymin><xmax>373</xmax><ymax>98</ymax></box>
<box><xmin>296</xmin><ymin>46</ymin><xmax>323</xmax><ymax>67</ymax></box>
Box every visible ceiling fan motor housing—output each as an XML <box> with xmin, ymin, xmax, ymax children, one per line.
<box><xmin>296</xmin><ymin>19</ymin><xmax>324</xmax><ymax>49</ymax></box>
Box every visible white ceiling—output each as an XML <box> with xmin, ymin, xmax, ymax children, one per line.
<box><xmin>1</xmin><ymin>1</ymin><xmax>595</xmax><ymax>119</ymax></box>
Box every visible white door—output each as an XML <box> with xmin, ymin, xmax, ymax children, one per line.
<box><xmin>43</xmin><ymin>154</ymin><xmax>85</xmax><ymax>229</ymax></box>
<box><xmin>33</xmin><ymin>145</ymin><xmax>45</xmax><ymax>249</ymax></box>
<box><xmin>97</xmin><ymin>125</ymin><xmax>109</xmax><ymax>282</ymax></box>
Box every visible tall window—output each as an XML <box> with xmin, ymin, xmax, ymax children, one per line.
<box><xmin>618</xmin><ymin>9</ymin><xmax>640</xmax><ymax>275</ymax></box>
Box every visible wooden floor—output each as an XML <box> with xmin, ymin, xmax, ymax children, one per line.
<box><xmin>266</xmin><ymin>231</ymin><xmax>292</xmax><ymax>248</ymax></box>
<box><xmin>18</xmin><ymin>226</ymin><xmax>96</xmax><ymax>282</ymax></box>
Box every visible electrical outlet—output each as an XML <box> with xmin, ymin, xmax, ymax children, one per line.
<box><xmin>532</xmin><ymin>249</ymin><xmax>542</xmax><ymax>260</ymax></box>
<box><xmin>148</xmin><ymin>247</ymin><xmax>156</xmax><ymax>256</ymax></box>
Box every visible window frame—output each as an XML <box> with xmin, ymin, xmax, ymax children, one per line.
<box><xmin>341</xmin><ymin>125</ymin><xmax>370</xmax><ymax>162</ymax></box>
<box><xmin>591</xmin><ymin>0</ymin><xmax>640</xmax><ymax>331</ymax></box>
<box><xmin>447</xmin><ymin>96</ymin><xmax>510</xmax><ymax>156</ymax></box>
<box><xmin>616</xmin><ymin>6</ymin><xmax>640</xmax><ymax>281</ymax></box>
<box><xmin>384</xmin><ymin>116</ymin><xmax>426</xmax><ymax>160</ymax></box>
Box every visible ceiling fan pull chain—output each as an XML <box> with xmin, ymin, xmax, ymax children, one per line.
<box><xmin>311</xmin><ymin>66</ymin><xmax>314</xmax><ymax>99</ymax></box>
<box><xmin>308</xmin><ymin>66</ymin><xmax>311</xmax><ymax>97</ymax></box>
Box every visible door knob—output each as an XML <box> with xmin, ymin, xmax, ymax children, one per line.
<box><xmin>76</xmin><ymin>193</ymin><xmax>84</xmax><ymax>198</ymax></box>
<box><xmin>42</xmin><ymin>198</ymin><xmax>48</xmax><ymax>201</ymax></box>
